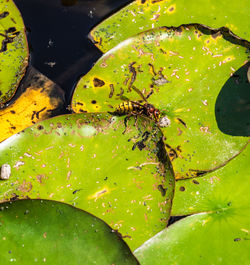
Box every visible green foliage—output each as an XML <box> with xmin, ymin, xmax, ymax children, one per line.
<box><xmin>0</xmin><ymin>0</ymin><xmax>249</xmax><ymax>263</ymax></box>
<box><xmin>0</xmin><ymin>113</ymin><xmax>174</xmax><ymax>250</ymax></box>
<box><xmin>0</xmin><ymin>0</ymin><xmax>28</xmax><ymax>104</ymax></box>
<box><xmin>134</xmin><ymin>144</ymin><xmax>250</xmax><ymax>264</ymax></box>
<box><xmin>72</xmin><ymin>25</ymin><xmax>249</xmax><ymax>180</ymax></box>
<box><xmin>90</xmin><ymin>0</ymin><xmax>250</xmax><ymax>53</ymax></box>
<box><xmin>0</xmin><ymin>199</ymin><xmax>139</xmax><ymax>264</ymax></box>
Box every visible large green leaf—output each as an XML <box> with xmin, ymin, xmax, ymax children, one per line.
<box><xmin>0</xmin><ymin>113</ymin><xmax>174</xmax><ymax>250</ymax></box>
<box><xmin>90</xmin><ymin>0</ymin><xmax>250</xmax><ymax>53</ymax></box>
<box><xmin>0</xmin><ymin>199</ymin><xmax>139</xmax><ymax>264</ymax></box>
<box><xmin>72</xmin><ymin>25</ymin><xmax>249</xmax><ymax>179</ymax></box>
<box><xmin>0</xmin><ymin>0</ymin><xmax>28</xmax><ymax>104</ymax></box>
<box><xmin>134</xmin><ymin>144</ymin><xmax>250</xmax><ymax>265</ymax></box>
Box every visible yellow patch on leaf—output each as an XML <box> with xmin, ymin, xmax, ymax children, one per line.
<box><xmin>0</xmin><ymin>68</ymin><xmax>64</xmax><ymax>142</ymax></box>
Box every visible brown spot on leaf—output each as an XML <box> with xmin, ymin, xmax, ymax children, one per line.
<box><xmin>109</xmin><ymin>84</ymin><xmax>114</xmax><ymax>98</ymax></box>
<box><xmin>157</xmin><ymin>185</ymin><xmax>167</xmax><ymax>196</ymax></box>
<box><xmin>93</xmin><ymin>78</ymin><xmax>105</xmax><ymax>87</ymax></box>
<box><xmin>176</xmin><ymin>118</ymin><xmax>187</xmax><ymax>128</ymax></box>
<box><xmin>10</xmin><ymin>193</ymin><xmax>19</xmax><ymax>201</ymax></box>
<box><xmin>0</xmin><ymin>11</ymin><xmax>9</xmax><ymax>19</ymax></box>
<box><xmin>165</xmin><ymin>144</ymin><xmax>178</xmax><ymax>161</ymax></box>
<box><xmin>177</xmin><ymin>127</ymin><xmax>183</xmax><ymax>135</ymax></box>
<box><xmin>18</xmin><ymin>180</ymin><xmax>33</xmax><ymax>192</ymax></box>
<box><xmin>179</xmin><ymin>186</ymin><xmax>185</xmax><ymax>191</ymax></box>
<box><xmin>128</xmin><ymin>62</ymin><xmax>137</xmax><ymax>91</ymax></box>
<box><xmin>212</xmin><ymin>31</ymin><xmax>222</xmax><ymax>39</ymax></box>
<box><xmin>36</xmin><ymin>174</ymin><xmax>46</xmax><ymax>184</ymax></box>
<box><xmin>192</xmin><ymin>180</ymin><xmax>200</xmax><ymax>184</ymax></box>
<box><xmin>152</xmin><ymin>0</ymin><xmax>163</xmax><ymax>3</ymax></box>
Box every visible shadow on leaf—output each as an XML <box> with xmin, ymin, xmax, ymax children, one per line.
<box><xmin>215</xmin><ymin>62</ymin><xmax>250</xmax><ymax>136</ymax></box>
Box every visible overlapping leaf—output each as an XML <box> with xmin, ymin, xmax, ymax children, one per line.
<box><xmin>0</xmin><ymin>0</ymin><xmax>28</xmax><ymax>104</ymax></box>
<box><xmin>0</xmin><ymin>199</ymin><xmax>139</xmax><ymax>264</ymax></box>
<box><xmin>0</xmin><ymin>67</ymin><xmax>65</xmax><ymax>143</ymax></box>
<box><xmin>72</xmin><ymin>25</ymin><xmax>249</xmax><ymax>179</ymax></box>
<box><xmin>134</xmin><ymin>143</ymin><xmax>250</xmax><ymax>265</ymax></box>
<box><xmin>90</xmin><ymin>0</ymin><xmax>250</xmax><ymax>53</ymax></box>
<box><xmin>0</xmin><ymin>113</ymin><xmax>174</xmax><ymax>250</ymax></box>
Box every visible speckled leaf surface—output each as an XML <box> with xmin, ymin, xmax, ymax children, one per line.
<box><xmin>171</xmin><ymin>141</ymin><xmax>249</xmax><ymax>216</ymax></box>
<box><xmin>72</xmin><ymin>25</ymin><xmax>249</xmax><ymax>179</ymax></box>
<box><xmin>134</xmin><ymin>144</ymin><xmax>250</xmax><ymax>265</ymax></box>
<box><xmin>0</xmin><ymin>67</ymin><xmax>65</xmax><ymax>143</ymax></box>
<box><xmin>0</xmin><ymin>0</ymin><xmax>28</xmax><ymax>104</ymax></box>
<box><xmin>90</xmin><ymin>0</ymin><xmax>250</xmax><ymax>53</ymax></box>
<box><xmin>0</xmin><ymin>113</ymin><xmax>174</xmax><ymax>250</ymax></box>
<box><xmin>0</xmin><ymin>199</ymin><xmax>139</xmax><ymax>264</ymax></box>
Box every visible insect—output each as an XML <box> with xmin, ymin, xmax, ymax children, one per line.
<box><xmin>110</xmin><ymin>86</ymin><xmax>170</xmax><ymax>129</ymax></box>
<box><xmin>112</xmin><ymin>100</ymin><xmax>161</xmax><ymax>123</ymax></box>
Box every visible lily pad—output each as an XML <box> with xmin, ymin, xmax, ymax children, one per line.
<box><xmin>134</xmin><ymin>143</ymin><xmax>250</xmax><ymax>265</ymax></box>
<box><xmin>0</xmin><ymin>113</ymin><xmax>174</xmax><ymax>250</ymax></box>
<box><xmin>171</xmin><ymin>141</ymin><xmax>250</xmax><ymax>215</ymax></box>
<box><xmin>0</xmin><ymin>67</ymin><xmax>65</xmax><ymax>143</ymax></box>
<box><xmin>0</xmin><ymin>0</ymin><xmax>28</xmax><ymax>104</ymax></box>
<box><xmin>90</xmin><ymin>0</ymin><xmax>250</xmax><ymax>53</ymax></box>
<box><xmin>71</xmin><ymin>25</ymin><xmax>249</xmax><ymax>179</ymax></box>
<box><xmin>0</xmin><ymin>199</ymin><xmax>139</xmax><ymax>264</ymax></box>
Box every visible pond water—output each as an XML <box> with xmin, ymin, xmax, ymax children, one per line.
<box><xmin>14</xmin><ymin>0</ymin><xmax>132</xmax><ymax>104</ymax></box>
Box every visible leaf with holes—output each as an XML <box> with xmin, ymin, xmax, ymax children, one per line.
<box><xmin>0</xmin><ymin>113</ymin><xmax>174</xmax><ymax>250</ymax></box>
<box><xmin>0</xmin><ymin>0</ymin><xmax>28</xmax><ymax>104</ymax></box>
<box><xmin>134</xmin><ymin>143</ymin><xmax>250</xmax><ymax>265</ymax></box>
<box><xmin>90</xmin><ymin>0</ymin><xmax>250</xmax><ymax>53</ymax></box>
<box><xmin>0</xmin><ymin>199</ymin><xmax>139</xmax><ymax>264</ymax></box>
<box><xmin>71</xmin><ymin>25</ymin><xmax>249</xmax><ymax>180</ymax></box>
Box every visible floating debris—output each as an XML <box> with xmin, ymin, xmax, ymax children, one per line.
<box><xmin>158</xmin><ymin>116</ymin><xmax>171</xmax><ymax>127</ymax></box>
<box><xmin>0</xmin><ymin>164</ymin><xmax>11</xmax><ymax>180</ymax></box>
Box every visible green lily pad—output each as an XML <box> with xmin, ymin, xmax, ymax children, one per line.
<box><xmin>134</xmin><ymin>143</ymin><xmax>250</xmax><ymax>265</ymax></box>
<box><xmin>0</xmin><ymin>113</ymin><xmax>174</xmax><ymax>250</ymax></box>
<box><xmin>71</xmin><ymin>25</ymin><xmax>249</xmax><ymax>179</ymax></box>
<box><xmin>90</xmin><ymin>0</ymin><xmax>250</xmax><ymax>53</ymax></box>
<box><xmin>0</xmin><ymin>199</ymin><xmax>139</xmax><ymax>264</ymax></box>
<box><xmin>0</xmin><ymin>0</ymin><xmax>29</xmax><ymax>104</ymax></box>
<box><xmin>171</xmin><ymin>142</ymin><xmax>250</xmax><ymax>215</ymax></box>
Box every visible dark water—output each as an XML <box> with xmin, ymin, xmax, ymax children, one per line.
<box><xmin>14</xmin><ymin>0</ymin><xmax>132</xmax><ymax>104</ymax></box>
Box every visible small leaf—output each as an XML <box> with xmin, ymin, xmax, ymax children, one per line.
<box><xmin>172</xmin><ymin>142</ymin><xmax>250</xmax><ymax>215</ymax></box>
<box><xmin>0</xmin><ymin>199</ymin><xmax>139</xmax><ymax>264</ymax></box>
<box><xmin>0</xmin><ymin>0</ymin><xmax>28</xmax><ymax>104</ymax></box>
<box><xmin>0</xmin><ymin>67</ymin><xmax>65</xmax><ymax>143</ymax></box>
